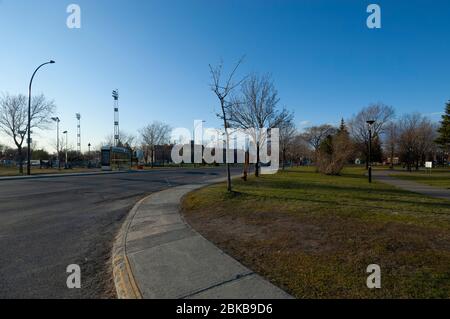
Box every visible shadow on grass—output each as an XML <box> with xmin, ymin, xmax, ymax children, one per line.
<box><xmin>251</xmin><ymin>180</ymin><xmax>415</xmax><ymax>197</ymax></box>
<box><xmin>230</xmin><ymin>190</ymin><xmax>450</xmax><ymax>218</ymax></box>
<box><xmin>351</xmin><ymin>196</ymin><xmax>450</xmax><ymax>212</ymax></box>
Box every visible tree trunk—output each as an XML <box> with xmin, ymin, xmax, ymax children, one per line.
<box><xmin>255</xmin><ymin>142</ymin><xmax>260</xmax><ymax>177</ymax></box>
<box><xmin>242</xmin><ymin>150</ymin><xmax>249</xmax><ymax>181</ymax></box>
<box><xmin>390</xmin><ymin>147</ymin><xmax>394</xmax><ymax>170</ymax></box>
<box><xmin>221</xmin><ymin>99</ymin><xmax>232</xmax><ymax>192</ymax></box>
<box><xmin>18</xmin><ymin>147</ymin><xmax>23</xmax><ymax>174</ymax></box>
<box><xmin>151</xmin><ymin>147</ymin><xmax>154</xmax><ymax>168</ymax></box>
<box><xmin>282</xmin><ymin>147</ymin><xmax>286</xmax><ymax>170</ymax></box>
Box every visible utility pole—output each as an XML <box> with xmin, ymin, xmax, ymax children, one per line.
<box><xmin>51</xmin><ymin>117</ymin><xmax>61</xmax><ymax>169</ymax></box>
<box><xmin>63</xmin><ymin>131</ymin><xmax>68</xmax><ymax>168</ymax></box>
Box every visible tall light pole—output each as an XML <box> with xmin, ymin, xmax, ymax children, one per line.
<box><xmin>27</xmin><ymin>60</ymin><xmax>55</xmax><ymax>175</ymax></box>
<box><xmin>76</xmin><ymin>113</ymin><xmax>81</xmax><ymax>154</ymax></box>
<box><xmin>63</xmin><ymin>131</ymin><xmax>68</xmax><ymax>168</ymax></box>
<box><xmin>51</xmin><ymin>117</ymin><xmax>61</xmax><ymax>170</ymax></box>
<box><xmin>112</xmin><ymin>90</ymin><xmax>120</xmax><ymax>147</ymax></box>
<box><xmin>367</xmin><ymin>120</ymin><xmax>375</xmax><ymax>183</ymax></box>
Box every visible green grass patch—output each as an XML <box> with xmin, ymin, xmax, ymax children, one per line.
<box><xmin>182</xmin><ymin>166</ymin><xmax>450</xmax><ymax>299</ymax></box>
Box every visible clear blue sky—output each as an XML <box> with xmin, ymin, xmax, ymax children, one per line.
<box><xmin>1</xmin><ymin>0</ymin><xmax>449</xmax><ymax>152</ymax></box>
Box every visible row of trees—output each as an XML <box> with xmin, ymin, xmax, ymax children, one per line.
<box><xmin>279</xmin><ymin>101</ymin><xmax>450</xmax><ymax>175</ymax></box>
<box><xmin>209</xmin><ymin>59</ymin><xmax>294</xmax><ymax>191</ymax></box>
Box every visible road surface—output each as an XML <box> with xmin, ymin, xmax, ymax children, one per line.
<box><xmin>0</xmin><ymin>168</ymin><xmax>238</xmax><ymax>298</ymax></box>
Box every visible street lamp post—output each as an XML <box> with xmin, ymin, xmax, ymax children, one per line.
<box><xmin>63</xmin><ymin>131</ymin><xmax>68</xmax><ymax>168</ymax></box>
<box><xmin>88</xmin><ymin>143</ymin><xmax>91</xmax><ymax>168</ymax></box>
<box><xmin>27</xmin><ymin>60</ymin><xmax>55</xmax><ymax>175</ymax></box>
<box><xmin>367</xmin><ymin>120</ymin><xmax>375</xmax><ymax>183</ymax></box>
<box><xmin>51</xmin><ymin>117</ymin><xmax>61</xmax><ymax>170</ymax></box>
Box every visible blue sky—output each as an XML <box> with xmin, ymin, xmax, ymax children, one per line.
<box><xmin>0</xmin><ymin>0</ymin><xmax>449</xmax><ymax>152</ymax></box>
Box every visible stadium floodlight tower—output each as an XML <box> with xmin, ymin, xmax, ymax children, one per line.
<box><xmin>112</xmin><ymin>89</ymin><xmax>120</xmax><ymax>147</ymax></box>
<box><xmin>76</xmin><ymin>113</ymin><xmax>81</xmax><ymax>154</ymax></box>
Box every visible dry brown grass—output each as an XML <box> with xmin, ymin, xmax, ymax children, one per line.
<box><xmin>182</xmin><ymin>167</ymin><xmax>450</xmax><ymax>298</ymax></box>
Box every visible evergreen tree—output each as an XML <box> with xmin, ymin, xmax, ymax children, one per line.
<box><xmin>435</xmin><ymin>101</ymin><xmax>450</xmax><ymax>154</ymax></box>
<box><xmin>339</xmin><ymin>118</ymin><xmax>348</xmax><ymax>134</ymax></box>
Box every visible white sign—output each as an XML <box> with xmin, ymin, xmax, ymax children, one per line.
<box><xmin>425</xmin><ymin>162</ymin><xmax>433</xmax><ymax>169</ymax></box>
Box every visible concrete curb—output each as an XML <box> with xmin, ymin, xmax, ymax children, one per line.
<box><xmin>0</xmin><ymin>170</ymin><xmax>133</xmax><ymax>181</ymax></box>
<box><xmin>112</xmin><ymin>177</ymin><xmax>293</xmax><ymax>299</ymax></box>
<box><xmin>112</xmin><ymin>195</ymin><xmax>147</xmax><ymax>299</ymax></box>
<box><xmin>0</xmin><ymin>167</ymin><xmax>237</xmax><ymax>181</ymax></box>
<box><xmin>111</xmin><ymin>179</ymin><xmax>226</xmax><ymax>299</ymax></box>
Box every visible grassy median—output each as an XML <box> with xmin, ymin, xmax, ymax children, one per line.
<box><xmin>182</xmin><ymin>166</ymin><xmax>450</xmax><ymax>299</ymax></box>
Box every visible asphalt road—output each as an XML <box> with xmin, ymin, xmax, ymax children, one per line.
<box><xmin>0</xmin><ymin>168</ymin><xmax>237</xmax><ymax>299</ymax></box>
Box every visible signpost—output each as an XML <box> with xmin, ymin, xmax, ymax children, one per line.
<box><xmin>425</xmin><ymin>161</ymin><xmax>433</xmax><ymax>174</ymax></box>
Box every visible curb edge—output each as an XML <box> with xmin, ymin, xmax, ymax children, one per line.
<box><xmin>112</xmin><ymin>195</ymin><xmax>152</xmax><ymax>299</ymax></box>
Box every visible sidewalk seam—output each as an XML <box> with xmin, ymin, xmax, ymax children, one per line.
<box><xmin>179</xmin><ymin>272</ymin><xmax>255</xmax><ymax>299</ymax></box>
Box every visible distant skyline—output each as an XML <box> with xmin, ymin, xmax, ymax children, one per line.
<box><xmin>1</xmin><ymin>0</ymin><xmax>449</xmax><ymax>152</ymax></box>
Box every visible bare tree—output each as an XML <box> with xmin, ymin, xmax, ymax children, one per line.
<box><xmin>140</xmin><ymin>121</ymin><xmax>171</xmax><ymax>167</ymax></box>
<box><xmin>349</xmin><ymin>103</ymin><xmax>395</xmax><ymax>168</ymax></box>
<box><xmin>397</xmin><ymin>113</ymin><xmax>436</xmax><ymax>171</ymax></box>
<box><xmin>301</xmin><ymin>125</ymin><xmax>337</xmax><ymax>152</ymax></box>
<box><xmin>209</xmin><ymin>57</ymin><xmax>246</xmax><ymax>191</ymax></box>
<box><xmin>228</xmin><ymin>74</ymin><xmax>291</xmax><ymax>177</ymax></box>
<box><xmin>0</xmin><ymin>93</ymin><xmax>56</xmax><ymax>174</ymax></box>
<box><xmin>288</xmin><ymin>134</ymin><xmax>313</xmax><ymax>166</ymax></box>
<box><xmin>384</xmin><ymin>121</ymin><xmax>398</xmax><ymax>169</ymax></box>
<box><xmin>102</xmin><ymin>131</ymin><xmax>137</xmax><ymax>149</ymax></box>
<box><xmin>279</xmin><ymin>115</ymin><xmax>297</xmax><ymax>170</ymax></box>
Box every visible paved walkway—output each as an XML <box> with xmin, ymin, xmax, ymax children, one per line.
<box><xmin>373</xmin><ymin>170</ymin><xmax>450</xmax><ymax>201</ymax></box>
<box><xmin>113</xmin><ymin>178</ymin><xmax>292</xmax><ymax>299</ymax></box>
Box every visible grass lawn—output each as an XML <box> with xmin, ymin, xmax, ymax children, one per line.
<box><xmin>390</xmin><ymin>168</ymin><xmax>450</xmax><ymax>189</ymax></box>
<box><xmin>182</xmin><ymin>166</ymin><xmax>450</xmax><ymax>299</ymax></box>
<box><xmin>0</xmin><ymin>166</ymin><xmax>100</xmax><ymax>177</ymax></box>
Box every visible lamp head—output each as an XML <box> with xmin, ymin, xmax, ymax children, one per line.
<box><xmin>49</xmin><ymin>60</ymin><xmax>55</xmax><ymax>64</ymax></box>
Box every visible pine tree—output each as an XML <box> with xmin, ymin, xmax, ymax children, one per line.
<box><xmin>435</xmin><ymin>101</ymin><xmax>450</xmax><ymax>153</ymax></box>
<box><xmin>339</xmin><ymin>118</ymin><xmax>347</xmax><ymax>133</ymax></box>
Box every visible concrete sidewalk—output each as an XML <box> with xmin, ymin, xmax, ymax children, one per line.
<box><xmin>112</xmin><ymin>179</ymin><xmax>293</xmax><ymax>299</ymax></box>
<box><xmin>374</xmin><ymin>170</ymin><xmax>450</xmax><ymax>201</ymax></box>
